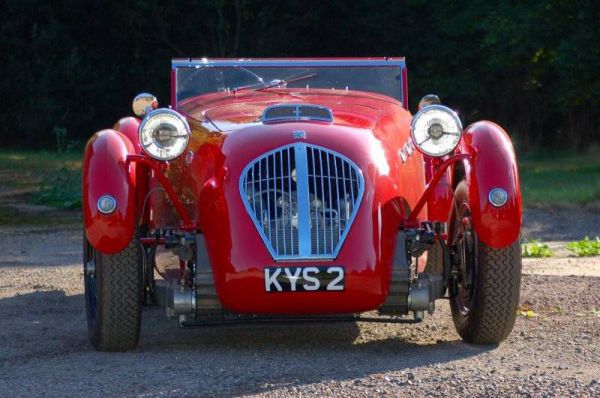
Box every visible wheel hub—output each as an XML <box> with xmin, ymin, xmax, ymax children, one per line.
<box><xmin>452</xmin><ymin>215</ymin><xmax>478</xmax><ymax>315</ymax></box>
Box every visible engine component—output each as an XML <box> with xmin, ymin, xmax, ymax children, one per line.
<box><xmin>379</xmin><ymin>231</ymin><xmax>445</xmax><ymax>320</ymax></box>
<box><xmin>166</xmin><ymin>284</ymin><xmax>195</xmax><ymax>318</ymax></box>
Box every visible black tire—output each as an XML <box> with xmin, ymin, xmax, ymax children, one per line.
<box><xmin>449</xmin><ymin>181</ymin><xmax>522</xmax><ymax>344</ymax></box>
<box><xmin>84</xmin><ymin>235</ymin><xmax>142</xmax><ymax>351</ymax></box>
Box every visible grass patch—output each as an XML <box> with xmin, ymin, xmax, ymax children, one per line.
<box><xmin>566</xmin><ymin>237</ymin><xmax>600</xmax><ymax>256</ymax></box>
<box><xmin>0</xmin><ymin>150</ymin><xmax>82</xmax><ymax>209</ymax></box>
<box><xmin>30</xmin><ymin>167</ymin><xmax>81</xmax><ymax>209</ymax></box>
<box><xmin>0</xmin><ymin>149</ymin><xmax>599</xmax><ymax>211</ymax></box>
<box><xmin>519</xmin><ymin>152</ymin><xmax>600</xmax><ymax>207</ymax></box>
<box><xmin>522</xmin><ymin>240</ymin><xmax>553</xmax><ymax>258</ymax></box>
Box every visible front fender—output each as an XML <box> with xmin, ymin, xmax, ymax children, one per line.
<box><xmin>83</xmin><ymin>129</ymin><xmax>136</xmax><ymax>254</ymax></box>
<box><xmin>460</xmin><ymin>121</ymin><xmax>521</xmax><ymax>248</ymax></box>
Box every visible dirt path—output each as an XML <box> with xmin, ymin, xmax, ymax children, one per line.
<box><xmin>0</xmin><ymin>216</ymin><xmax>599</xmax><ymax>397</ymax></box>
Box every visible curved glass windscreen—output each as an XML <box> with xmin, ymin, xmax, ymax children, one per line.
<box><xmin>173</xmin><ymin>59</ymin><xmax>406</xmax><ymax>106</ymax></box>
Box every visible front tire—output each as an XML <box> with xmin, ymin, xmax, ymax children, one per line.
<box><xmin>449</xmin><ymin>181</ymin><xmax>521</xmax><ymax>344</ymax></box>
<box><xmin>84</xmin><ymin>235</ymin><xmax>142</xmax><ymax>351</ymax></box>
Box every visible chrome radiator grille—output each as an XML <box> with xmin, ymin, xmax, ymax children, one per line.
<box><xmin>240</xmin><ymin>143</ymin><xmax>364</xmax><ymax>260</ymax></box>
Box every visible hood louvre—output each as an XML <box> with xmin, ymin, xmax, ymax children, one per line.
<box><xmin>262</xmin><ymin>104</ymin><xmax>333</xmax><ymax>124</ymax></box>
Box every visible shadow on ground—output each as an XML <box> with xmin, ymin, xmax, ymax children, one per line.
<box><xmin>0</xmin><ymin>289</ymin><xmax>492</xmax><ymax>396</ymax></box>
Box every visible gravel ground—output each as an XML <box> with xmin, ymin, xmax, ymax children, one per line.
<box><xmin>0</xmin><ymin>210</ymin><xmax>599</xmax><ymax>397</ymax></box>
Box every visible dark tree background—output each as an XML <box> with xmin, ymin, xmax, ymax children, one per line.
<box><xmin>1</xmin><ymin>0</ymin><xmax>598</xmax><ymax>150</ymax></box>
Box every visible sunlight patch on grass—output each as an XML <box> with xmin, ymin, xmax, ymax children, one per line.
<box><xmin>519</xmin><ymin>152</ymin><xmax>600</xmax><ymax>207</ymax></box>
<box><xmin>0</xmin><ymin>150</ymin><xmax>82</xmax><ymax>209</ymax></box>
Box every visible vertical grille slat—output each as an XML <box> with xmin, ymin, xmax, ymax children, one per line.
<box><xmin>267</xmin><ymin>157</ymin><xmax>272</xmax><ymax>246</ymax></box>
<box><xmin>240</xmin><ymin>143</ymin><xmax>364</xmax><ymax>260</ymax></box>
<box><xmin>334</xmin><ymin>156</ymin><xmax>341</xmax><ymax>241</ymax></box>
<box><xmin>319</xmin><ymin>149</ymin><xmax>326</xmax><ymax>254</ymax></box>
<box><xmin>287</xmin><ymin>148</ymin><xmax>293</xmax><ymax>254</ymax></box>
<box><xmin>279</xmin><ymin>151</ymin><xmax>286</xmax><ymax>255</ymax></box>
<box><xmin>327</xmin><ymin>153</ymin><xmax>334</xmax><ymax>253</ymax></box>
<box><xmin>310</xmin><ymin>147</ymin><xmax>319</xmax><ymax>253</ymax></box>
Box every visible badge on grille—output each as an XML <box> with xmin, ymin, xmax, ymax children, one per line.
<box><xmin>292</xmin><ymin>130</ymin><xmax>306</xmax><ymax>139</ymax></box>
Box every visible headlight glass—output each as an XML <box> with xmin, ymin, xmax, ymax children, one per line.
<box><xmin>410</xmin><ymin>105</ymin><xmax>463</xmax><ymax>157</ymax></box>
<box><xmin>138</xmin><ymin>109</ymin><xmax>190</xmax><ymax>160</ymax></box>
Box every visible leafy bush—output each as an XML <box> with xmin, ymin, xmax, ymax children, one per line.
<box><xmin>522</xmin><ymin>240</ymin><xmax>553</xmax><ymax>258</ymax></box>
<box><xmin>31</xmin><ymin>166</ymin><xmax>81</xmax><ymax>209</ymax></box>
<box><xmin>566</xmin><ymin>237</ymin><xmax>600</xmax><ymax>257</ymax></box>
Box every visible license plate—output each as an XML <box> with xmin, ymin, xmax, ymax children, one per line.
<box><xmin>264</xmin><ymin>266</ymin><xmax>345</xmax><ymax>292</ymax></box>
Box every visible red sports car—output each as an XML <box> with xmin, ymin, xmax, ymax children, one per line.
<box><xmin>82</xmin><ymin>58</ymin><xmax>522</xmax><ymax>351</ymax></box>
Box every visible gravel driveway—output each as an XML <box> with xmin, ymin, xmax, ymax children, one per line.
<box><xmin>0</xmin><ymin>211</ymin><xmax>599</xmax><ymax>397</ymax></box>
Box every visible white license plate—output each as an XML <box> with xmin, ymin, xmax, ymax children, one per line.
<box><xmin>264</xmin><ymin>266</ymin><xmax>345</xmax><ymax>292</ymax></box>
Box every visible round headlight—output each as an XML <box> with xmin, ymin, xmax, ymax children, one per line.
<box><xmin>410</xmin><ymin>105</ymin><xmax>463</xmax><ymax>157</ymax></box>
<box><xmin>138</xmin><ymin>109</ymin><xmax>190</xmax><ymax>160</ymax></box>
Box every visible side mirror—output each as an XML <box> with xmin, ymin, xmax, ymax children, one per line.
<box><xmin>418</xmin><ymin>94</ymin><xmax>441</xmax><ymax>111</ymax></box>
<box><xmin>132</xmin><ymin>93</ymin><xmax>158</xmax><ymax>117</ymax></box>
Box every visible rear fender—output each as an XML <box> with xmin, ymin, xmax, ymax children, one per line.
<box><xmin>83</xmin><ymin>129</ymin><xmax>136</xmax><ymax>254</ymax></box>
<box><xmin>459</xmin><ymin>121</ymin><xmax>521</xmax><ymax>248</ymax></box>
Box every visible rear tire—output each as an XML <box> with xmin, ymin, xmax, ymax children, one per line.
<box><xmin>449</xmin><ymin>181</ymin><xmax>521</xmax><ymax>344</ymax></box>
<box><xmin>84</xmin><ymin>236</ymin><xmax>142</xmax><ymax>351</ymax></box>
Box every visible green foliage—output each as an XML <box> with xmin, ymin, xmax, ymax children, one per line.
<box><xmin>0</xmin><ymin>1</ymin><xmax>598</xmax><ymax>150</ymax></box>
<box><xmin>566</xmin><ymin>237</ymin><xmax>600</xmax><ymax>257</ymax></box>
<box><xmin>519</xmin><ymin>152</ymin><xmax>600</xmax><ymax>206</ymax></box>
<box><xmin>522</xmin><ymin>240</ymin><xmax>553</xmax><ymax>258</ymax></box>
<box><xmin>0</xmin><ymin>150</ymin><xmax>82</xmax><ymax>209</ymax></box>
<box><xmin>31</xmin><ymin>166</ymin><xmax>81</xmax><ymax>209</ymax></box>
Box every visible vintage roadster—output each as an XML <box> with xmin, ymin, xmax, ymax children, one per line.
<box><xmin>83</xmin><ymin>58</ymin><xmax>522</xmax><ymax>351</ymax></box>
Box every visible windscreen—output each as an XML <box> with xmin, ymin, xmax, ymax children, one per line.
<box><xmin>175</xmin><ymin>65</ymin><xmax>404</xmax><ymax>104</ymax></box>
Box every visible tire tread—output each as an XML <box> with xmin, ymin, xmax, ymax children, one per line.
<box><xmin>92</xmin><ymin>241</ymin><xmax>142</xmax><ymax>351</ymax></box>
<box><xmin>452</xmin><ymin>241</ymin><xmax>521</xmax><ymax>344</ymax></box>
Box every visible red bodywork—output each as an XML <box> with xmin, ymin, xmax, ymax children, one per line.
<box><xmin>83</xmin><ymin>58</ymin><xmax>521</xmax><ymax>315</ymax></box>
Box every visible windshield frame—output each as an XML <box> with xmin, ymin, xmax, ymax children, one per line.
<box><xmin>170</xmin><ymin>58</ymin><xmax>408</xmax><ymax>110</ymax></box>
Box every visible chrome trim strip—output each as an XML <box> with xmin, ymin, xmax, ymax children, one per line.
<box><xmin>294</xmin><ymin>144</ymin><xmax>311</xmax><ymax>256</ymax></box>
<box><xmin>172</xmin><ymin>59</ymin><xmax>406</xmax><ymax>68</ymax></box>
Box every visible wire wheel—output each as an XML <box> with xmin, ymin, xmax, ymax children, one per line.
<box><xmin>452</xmin><ymin>212</ymin><xmax>478</xmax><ymax>316</ymax></box>
<box><xmin>449</xmin><ymin>181</ymin><xmax>522</xmax><ymax>344</ymax></box>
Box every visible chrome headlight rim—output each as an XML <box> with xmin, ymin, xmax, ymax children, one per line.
<box><xmin>410</xmin><ymin>104</ymin><xmax>463</xmax><ymax>157</ymax></box>
<box><xmin>138</xmin><ymin>108</ymin><xmax>190</xmax><ymax>161</ymax></box>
